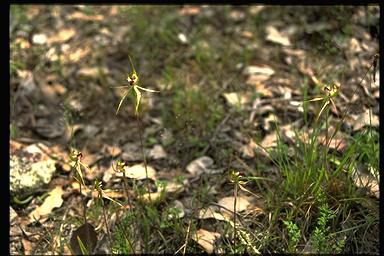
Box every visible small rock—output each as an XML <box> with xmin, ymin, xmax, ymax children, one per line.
<box><xmin>102</xmin><ymin>145</ymin><xmax>121</xmax><ymax>157</ymax></box>
<box><xmin>186</xmin><ymin>156</ymin><xmax>214</xmax><ymax>176</ymax></box>
<box><xmin>229</xmin><ymin>10</ymin><xmax>245</xmax><ymax>21</ymax></box>
<box><xmin>83</xmin><ymin>124</ymin><xmax>100</xmax><ymax>137</ymax></box>
<box><xmin>102</xmin><ymin>166</ymin><xmax>115</xmax><ymax>183</ymax></box>
<box><xmin>160</xmin><ymin>129</ymin><xmax>174</xmax><ymax>146</ymax></box>
<box><xmin>115</xmin><ymin>164</ymin><xmax>157</xmax><ymax>181</ymax></box>
<box><xmin>61</xmin><ymin>163</ymin><xmax>72</xmax><ymax>172</ymax></box>
<box><xmin>32</xmin><ymin>33</ymin><xmax>47</xmax><ymax>44</ymax></box>
<box><xmin>10</xmin><ymin>207</ymin><xmax>18</xmax><ymax>223</ymax></box>
<box><xmin>121</xmin><ymin>143</ymin><xmax>142</xmax><ymax>162</ymax></box>
<box><xmin>266</xmin><ymin>25</ymin><xmax>291</xmax><ymax>46</ymax></box>
<box><xmin>178</xmin><ymin>33</ymin><xmax>188</xmax><ymax>44</ymax></box>
<box><xmin>148</xmin><ymin>144</ymin><xmax>167</xmax><ymax>160</ymax></box>
<box><xmin>168</xmin><ymin>200</ymin><xmax>185</xmax><ymax>219</ymax></box>
<box><xmin>17</xmin><ymin>70</ymin><xmax>37</xmax><ymax>97</ymax></box>
<box><xmin>10</xmin><ymin>143</ymin><xmax>56</xmax><ymax>197</ymax></box>
<box><xmin>34</xmin><ymin>117</ymin><xmax>66</xmax><ymax>139</ymax></box>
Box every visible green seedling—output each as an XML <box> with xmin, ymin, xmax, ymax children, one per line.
<box><xmin>283</xmin><ymin>220</ymin><xmax>301</xmax><ymax>253</ymax></box>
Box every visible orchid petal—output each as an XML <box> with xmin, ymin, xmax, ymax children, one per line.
<box><xmin>136</xmin><ymin>85</ymin><xmax>159</xmax><ymax>93</ymax></box>
<box><xmin>133</xmin><ymin>86</ymin><xmax>141</xmax><ymax>115</ymax></box>
<box><xmin>116</xmin><ymin>87</ymin><xmax>132</xmax><ymax>115</ymax></box>
<box><xmin>316</xmin><ymin>101</ymin><xmax>330</xmax><ymax>121</ymax></box>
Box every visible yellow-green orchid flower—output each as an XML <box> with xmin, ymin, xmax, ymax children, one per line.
<box><xmin>69</xmin><ymin>148</ymin><xmax>92</xmax><ymax>187</ymax></box>
<box><xmin>115</xmin><ymin>55</ymin><xmax>159</xmax><ymax>115</ymax></box>
<box><xmin>93</xmin><ymin>179</ymin><xmax>122</xmax><ymax>207</ymax></box>
<box><xmin>306</xmin><ymin>82</ymin><xmax>340</xmax><ymax>121</ymax></box>
<box><xmin>111</xmin><ymin>159</ymin><xmax>126</xmax><ymax>173</ymax></box>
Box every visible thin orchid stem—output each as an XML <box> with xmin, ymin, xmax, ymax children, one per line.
<box><xmin>137</xmin><ymin>113</ymin><xmax>152</xmax><ymax>202</ymax></box>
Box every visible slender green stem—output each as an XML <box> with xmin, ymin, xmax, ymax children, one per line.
<box><xmin>101</xmin><ymin>199</ymin><xmax>114</xmax><ymax>254</ymax></box>
<box><xmin>79</xmin><ymin>181</ymin><xmax>87</xmax><ymax>224</ymax></box>
<box><xmin>136</xmin><ymin>113</ymin><xmax>152</xmax><ymax>202</ymax></box>
<box><xmin>122</xmin><ymin>172</ymin><xmax>133</xmax><ymax>210</ymax></box>
<box><xmin>233</xmin><ymin>182</ymin><xmax>238</xmax><ymax>242</ymax></box>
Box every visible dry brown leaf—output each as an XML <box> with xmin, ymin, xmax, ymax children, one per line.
<box><xmin>317</xmin><ymin>134</ymin><xmax>348</xmax><ymax>152</ymax></box>
<box><xmin>352</xmin><ymin>109</ymin><xmax>379</xmax><ymax>131</ymax></box>
<box><xmin>116</xmin><ymin>164</ymin><xmax>157</xmax><ymax>180</ymax></box>
<box><xmin>148</xmin><ymin>144</ymin><xmax>167</xmax><ymax>159</ymax></box>
<box><xmin>261</xmin><ymin>132</ymin><xmax>278</xmax><ymax>148</ymax></box>
<box><xmin>239</xmin><ymin>144</ymin><xmax>255</xmax><ymax>158</ymax></box>
<box><xmin>186</xmin><ymin>156</ymin><xmax>214</xmax><ymax>176</ymax></box>
<box><xmin>68</xmin><ymin>47</ymin><xmax>90</xmax><ymax>62</ymax></box>
<box><xmin>10</xmin><ymin>207</ymin><xmax>18</xmax><ymax>223</ymax></box>
<box><xmin>229</xmin><ymin>10</ymin><xmax>245</xmax><ymax>21</ymax></box>
<box><xmin>17</xmin><ymin>70</ymin><xmax>37</xmax><ymax>97</ymax></box>
<box><xmin>179</xmin><ymin>6</ymin><xmax>201</xmax><ymax>16</ymax></box>
<box><xmin>249</xmin><ymin>81</ymin><xmax>273</xmax><ymax>97</ymax></box>
<box><xmin>77</xmin><ymin>67</ymin><xmax>99</xmax><ymax>77</ymax></box>
<box><xmin>71</xmin><ymin>181</ymin><xmax>92</xmax><ymax>196</ymax></box>
<box><xmin>282</xmin><ymin>48</ymin><xmax>306</xmax><ymax>58</ymax></box>
<box><xmin>249</xmin><ymin>6</ymin><xmax>264</xmax><ymax>15</ymax></box>
<box><xmin>164</xmin><ymin>181</ymin><xmax>184</xmax><ymax>193</ymax></box>
<box><xmin>48</xmin><ymin>28</ymin><xmax>76</xmax><ymax>43</ymax></box>
<box><xmin>263</xmin><ymin>113</ymin><xmax>279</xmax><ymax>131</ymax></box>
<box><xmin>121</xmin><ymin>143</ymin><xmax>142</xmax><ymax>161</ymax></box>
<box><xmin>198</xmin><ymin>206</ymin><xmax>226</xmax><ymax>221</ymax></box>
<box><xmin>140</xmin><ymin>192</ymin><xmax>163</xmax><ymax>203</ymax></box>
<box><xmin>350</xmin><ymin>38</ymin><xmax>362</xmax><ymax>53</ymax></box>
<box><xmin>297</xmin><ymin>60</ymin><xmax>320</xmax><ymax>85</ymax></box>
<box><xmin>244</xmin><ymin>64</ymin><xmax>275</xmax><ymax>77</ymax></box>
<box><xmin>68</xmin><ymin>11</ymin><xmax>104</xmax><ymax>21</ymax></box>
<box><xmin>168</xmin><ymin>200</ymin><xmax>185</xmax><ymax>219</ymax></box>
<box><xmin>102</xmin><ymin>145</ymin><xmax>122</xmax><ymax>157</ymax></box>
<box><xmin>102</xmin><ymin>166</ymin><xmax>115</xmax><ymax>183</ymax></box>
<box><xmin>39</xmin><ymin>78</ymin><xmax>67</xmax><ymax>101</ymax></box>
<box><xmin>91</xmin><ymin>189</ymin><xmax>126</xmax><ymax>200</ymax></box>
<box><xmin>241</xmin><ymin>31</ymin><xmax>253</xmax><ymax>38</ymax></box>
<box><xmin>217</xmin><ymin>196</ymin><xmax>251</xmax><ymax>218</ymax></box>
<box><xmin>10</xmin><ymin>140</ymin><xmax>23</xmax><ymax>153</ymax></box>
<box><xmin>352</xmin><ymin>164</ymin><xmax>379</xmax><ymax>199</ymax></box>
<box><xmin>26</xmin><ymin>6</ymin><xmax>40</xmax><ymax>19</ymax></box>
<box><xmin>266</xmin><ymin>25</ymin><xmax>291</xmax><ymax>46</ymax></box>
<box><xmin>109</xmin><ymin>6</ymin><xmax>118</xmax><ymax>16</ymax></box>
<box><xmin>70</xmin><ymin>223</ymin><xmax>98</xmax><ymax>255</ymax></box>
<box><xmin>192</xmin><ymin>229</ymin><xmax>221</xmax><ymax>254</ymax></box>
<box><xmin>222</xmin><ymin>92</ymin><xmax>251</xmax><ymax>108</ymax></box>
<box><xmin>22</xmin><ymin>239</ymin><xmax>34</xmax><ymax>255</ymax></box>
<box><xmin>29</xmin><ymin>186</ymin><xmax>64</xmax><ymax>222</ymax></box>
<box><xmin>305</xmin><ymin>22</ymin><xmax>332</xmax><ymax>33</ymax></box>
